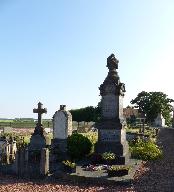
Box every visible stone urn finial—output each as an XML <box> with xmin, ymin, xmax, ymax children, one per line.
<box><xmin>107</xmin><ymin>53</ymin><xmax>119</xmax><ymax>71</ymax></box>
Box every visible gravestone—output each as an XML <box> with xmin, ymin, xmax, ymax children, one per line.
<box><xmin>26</xmin><ymin>102</ymin><xmax>50</xmax><ymax>178</ymax></box>
<box><xmin>29</xmin><ymin>102</ymin><xmax>48</xmax><ymax>150</ymax></box>
<box><xmin>154</xmin><ymin>113</ymin><xmax>165</xmax><ymax>127</ymax></box>
<box><xmin>0</xmin><ymin>138</ymin><xmax>10</xmax><ymax>164</ymax></box>
<box><xmin>52</xmin><ymin>105</ymin><xmax>72</xmax><ymax>154</ymax></box>
<box><xmin>0</xmin><ymin>136</ymin><xmax>17</xmax><ymax>164</ymax></box>
<box><xmin>172</xmin><ymin>107</ymin><xmax>174</xmax><ymax>128</ymax></box>
<box><xmin>95</xmin><ymin>54</ymin><xmax>129</xmax><ymax>164</ymax></box>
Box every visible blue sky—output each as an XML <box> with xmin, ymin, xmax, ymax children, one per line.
<box><xmin>0</xmin><ymin>0</ymin><xmax>174</xmax><ymax>118</ymax></box>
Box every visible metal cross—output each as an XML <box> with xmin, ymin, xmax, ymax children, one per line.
<box><xmin>33</xmin><ymin>102</ymin><xmax>47</xmax><ymax>126</ymax></box>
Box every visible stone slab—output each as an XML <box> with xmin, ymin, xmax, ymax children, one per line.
<box><xmin>53</xmin><ymin>107</ymin><xmax>72</xmax><ymax>140</ymax></box>
<box><xmin>54</xmin><ymin>158</ymin><xmax>141</xmax><ymax>186</ymax></box>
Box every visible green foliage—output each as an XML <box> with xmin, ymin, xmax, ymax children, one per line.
<box><xmin>130</xmin><ymin>139</ymin><xmax>162</xmax><ymax>161</ymax></box>
<box><xmin>82</xmin><ymin>132</ymin><xmax>98</xmax><ymax>154</ymax></box>
<box><xmin>102</xmin><ymin>152</ymin><xmax>116</xmax><ymax>161</ymax></box>
<box><xmin>82</xmin><ymin>132</ymin><xmax>98</xmax><ymax>145</ymax></box>
<box><xmin>62</xmin><ymin>160</ymin><xmax>76</xmax><ymax>168</ymax></box>
<box><xmin>131</xmin><ymin>91</ymin><xmax>174</xmax><ymax>125</ymax></box>
<box><xmin>108</xmin><ymin>165</ymin><xmax>130</xmax><ymax>171</ymax></box>
<box><xmin>70</xmin><ymin>104</ymin><xmax>101</xmax><ymax>124</ymax></box>
<box><xmin>67</xmin><ymin>133</ymin><xmax>92</xmax><ymax>160</ymax></box>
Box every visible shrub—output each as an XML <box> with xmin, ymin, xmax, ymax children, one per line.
<box><xmin>107</xmin><ymin>165</ymin><xmax>130</xmax><ymax>177</ymax></box>
<box><xmin>107</xmin><ymin>165</ymin><xmax>130</xmax><ymax>171</ymax></box>
<box><xmin>102</xmin><ymin>152</ymin><xmax>116</xmax><ymax>161</ymax></box>
<box><xmin>62</xmin><ymin>160</ymin><xmax>76</xmax><ymax>168</ymax></box>
<box><xmin>67</xmin><ymin>133</ymin><xmax>92</xmax><ymax>160</ymax></box>
<box><xmin>130</xmin><ymin>139</ymin><xmax>162</xmax><ymax>161</ymax></box>
<box><xmin>82</xmin><ymin>132</ymin><xmax>98</xmax><ymax>145</ymax></box>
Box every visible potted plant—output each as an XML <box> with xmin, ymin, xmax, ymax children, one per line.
<box><xmin>102</xmin><ymin>152</ymin><xmax>116</xmax><ymax>165</ymax></box>
<box><xmin>107</xmin><ymin>165</ymin><xmax>130</xmax><ymax>177</ymax></box>
<box><xmin>62</xmin><ymin>160</ymin><xmax>76</xmax><ymax>173</ymax></box>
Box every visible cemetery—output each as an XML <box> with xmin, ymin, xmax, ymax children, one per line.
<box><xmin>0</xmin><ymin>54</ymin><xmax>171</xmax><ymax>191</ymax></box>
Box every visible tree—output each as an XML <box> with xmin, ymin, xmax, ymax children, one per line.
<box><xmin>70</xmin><ymin>109</ymin><xmax>82</xmax><ymax>128</ymax></box>
<box><xmin>70</xmin><ymin>104</ymin><xmax>101</xmax><ymax>126</ymax></box>
<box><xmin>131</xmin><ymin>91</ymin><xmax>174</xmax><ymax>126</ymax></box>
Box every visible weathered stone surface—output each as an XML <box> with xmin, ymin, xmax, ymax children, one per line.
<box><xmin>40</xmin><ymin>148</ymin><xmax>49</xmax><ymax>176</ymax></box>
<box><xmin>96</xmin><ymin>54</ymin><xmax>129</xmax><ymax>164</ymax></box>
<box><xmin>99</xmin><ymin>129</ymin><xmax>126</xmax><ymax>142</ymax></box>
<box><xmin>51</xmin><ymin>105</ymin><xmax>72</xmax><ymax>156</ymax></box>
<box><xmin>102</xmin><ymin>95</ymin><xmax>117</xmax><ymax>119</ymax></box>
<box><xmin>53</xmin><ymin>105</ymin><xmax>72</xmax><ymax>140</ymax></box>
<box><xmin>29</xmin><ymin>134</ymin><xmax>46</xmax><ymax>150</ymax></box>
<box><xmin>29</xmin><ymin>102</ymin><xmax>48</xmax><ymax>151</ymax></box>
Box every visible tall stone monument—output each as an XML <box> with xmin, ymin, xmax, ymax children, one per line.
<box><xmin>96</xmin><ymin>54</ymin><xmax>129</xmax><ymax>164</ymax></box>
<box><xmin>29</xmin><ymin>102</ymin><xmax>47</xmax><ymax>150</ymax></box>
<box><xmin>52</xmin><ymin>105</ymin><xmax>72</xmax><ymax>154</ymax></box>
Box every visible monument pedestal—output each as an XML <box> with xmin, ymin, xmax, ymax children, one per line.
<box><xmin>96</xmin><ymin>141</ymin><xmax>129</xmax><ymax>164</ymax></box>
<box><xmin>51</xmin><ymin>138</ymin><xmax>68</xmax><ymax>160</ymax></box>
<box><xmin>51</xmin><ymin>138</ymin><xmax>67</xmax><ymax>153</ymax></box>
<box><xmin>96</xmin><ymin>122</ymin><xmax>129</xmax><ymax>164</ymax></box>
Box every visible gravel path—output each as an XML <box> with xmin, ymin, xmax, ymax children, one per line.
<box><xmin>133</xmin><ymin>128</ymin><xmax>174</xmax><ymax>192</ymax></box>
<box><xmin>0</xmin><ymin>128</ymin><xmax>174</xmax><ymax>192</ymax></box>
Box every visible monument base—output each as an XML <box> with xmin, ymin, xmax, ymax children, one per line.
<box><xmin>51</xmin><ymin>138</ymin><xmax>67</xmax><ymax>152</ymax></box>
<box><xmin>95</xmin><ymin>141</ymin><xmax>130</xmax><ymax>164</ymax></box>
<box><xmin>95</xmin><ymin>127</ymin><xmax>130</xmax><ymax>165</ymax></box>
<box><xmin>51</xmin><ymin>138</ymin><xmax>68</xmax><ymax>160</ymax></box>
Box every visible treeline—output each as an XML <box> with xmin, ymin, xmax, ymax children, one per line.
<box><xmin>70</xmin><ymin>105</ymin><xmax>101</xmax><ymax>127</ymax></box>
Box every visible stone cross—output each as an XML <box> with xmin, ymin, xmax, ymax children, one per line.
<box><xmin>33</xmin><ymin>102</ymin><xmax>47</xmax><ymax>127</ymax></box>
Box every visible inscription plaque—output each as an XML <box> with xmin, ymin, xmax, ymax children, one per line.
<box><xmin>102</xmin><ymin>95</ymin><xmax>117</xmax><ymax>118</ymax></box>
<box><xmin>100</xmin><ymin>130</ymin><xmax>120</xmax><ymax>142</ymax></box>
<box><xmin>100</xmin><ymin>129</ymin><xmax>126</xmax><ymax>142</ymax></box>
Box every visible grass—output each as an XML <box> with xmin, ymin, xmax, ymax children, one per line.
<box><xmin>82</xmin><ymin>131</ymin><xmax>98</xmax><ymax>145</ymax></box>
<box><xmin>0</xmin><ymin>120</ymin><xmax>14</xmax><ymax>123</ymax></box>
<box><xmin>126</xmin><ymin>126</ymin><xmax>156</xmax><ymax>137</ymax></box>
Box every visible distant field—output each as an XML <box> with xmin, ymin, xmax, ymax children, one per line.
<box><xmin>0</xmin><ymin>120</ymin><xmax>52</xmax><ymax>128</ymax></box>
<box><xmin>0</xmin><ymin>120</ymin><xmax>95</xmax><ymax>129</ymax></box>
<box><xmin>0</xmin><ymin>120</ymin><xmax>14</xmax><ymax>123</ymax></box>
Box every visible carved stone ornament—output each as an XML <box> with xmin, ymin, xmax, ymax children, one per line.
<box><xmin>99</xmin><ymin>54</ymin><xmax>125</xmax><ymax>96</ymax></box>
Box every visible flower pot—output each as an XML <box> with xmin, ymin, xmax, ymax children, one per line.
<box><xmin>108</xmin><ymin>169</ymin><xmax>129</xmax><ymax>177</ymax></box>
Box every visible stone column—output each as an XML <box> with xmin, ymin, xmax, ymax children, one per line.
<box><xmin>95</xmin><ymin>54</ymin><xmax>129</xmax><ymax>164</ymax></box>
<box><xmin>40</xmin><ymin>148</ymin><xmax>49</xmax><ymax>176</ymax></box>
